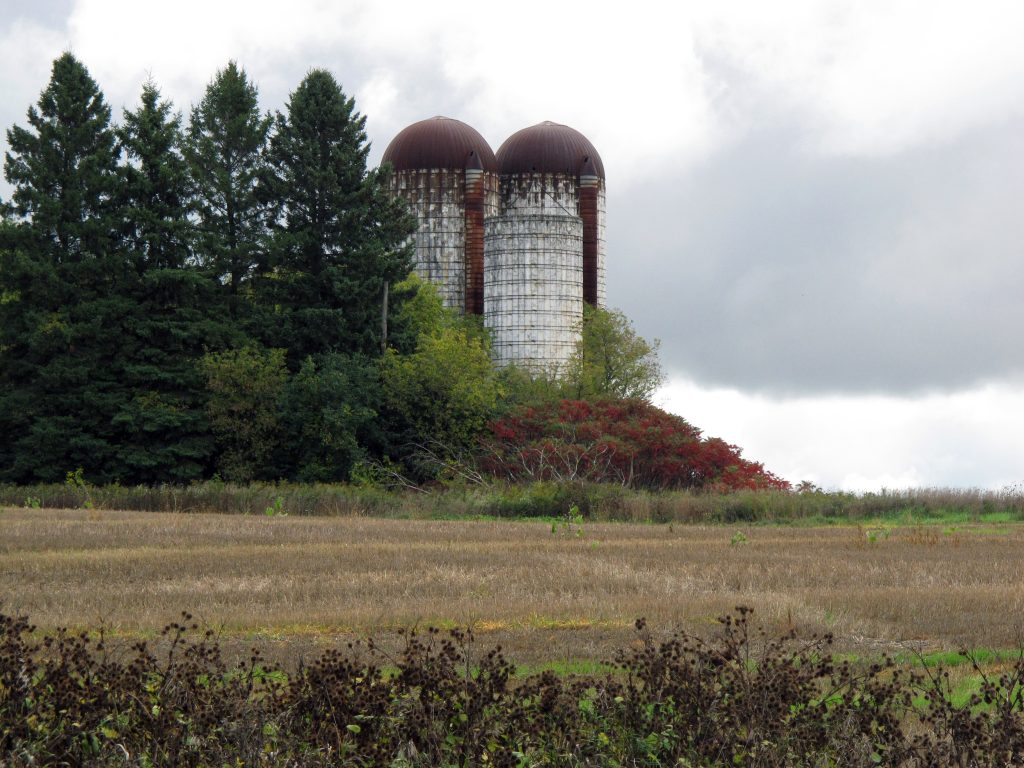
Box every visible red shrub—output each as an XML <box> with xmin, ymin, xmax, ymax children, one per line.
<box><xmin>479</xmin><ymin>399</ymin><xmax>789</xmax><ymax>491</ymax></box>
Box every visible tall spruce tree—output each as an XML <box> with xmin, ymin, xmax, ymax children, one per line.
<box><xmin>118</xmin><ymin>82</ymin><xmax>194</xmax><ymax>273</ymax></box>
<box><xmin>0</xmin><ymin>53</ymin><xmax>131</xmax><ymax>482</ymax></box>
<box><xmin>112</xmin><ymin>82</ymin><xmax>237</xmax><ymax>481</ymax></box>
<box><xmin>261</xmin><ymin>69</ymin><xmax>414</xmax><ymax>362</ymax></box>
<box><xmin>184</xmin><ymin>61</ymin><xmax>270</xmax><ymax>315</ymax></box>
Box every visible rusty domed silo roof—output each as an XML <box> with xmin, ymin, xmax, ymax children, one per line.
<box><xmin>496</xmin><ymin>121</ymin><xmax>605</xmax><ymax>179</ymax></box>
<box><xmin>382</xmin><ymin>116</ymin><xmax>498</xmax><ymax>173</ymax></box>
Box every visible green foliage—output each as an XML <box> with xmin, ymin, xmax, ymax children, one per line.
<box><xmin>3</xmin><ymin>53</ymin><xmax>120</xmax><ymax>257</ymax></box>
<box><xmin>495</xmin><ymin>363</ymin><xmax>565</xmax><ymax>410</ymax></box>
<box><xmin>260</xmin><ymin>69</ymin><xmax>413</xmax><ymax>362</ymax></box>
<box><xmin>552</xmin><ymin>503</ymin><xmax>585</xmax><ymax>537</ymax></box>
<box><xmin>0</xmin><ymin>53</ymin><xmax>129</xmax><ymax>483</ymax></box>
<box><xmin>381</xmin><ymin>323</ymin><xmax>500</xmax><ymax>469</ymax></box>
<box><xmin>184</xmin><ymin>61</ymin><xmax>271</xmax><ymax>303</ymax></box>
<box><xmin>200</xmin><ymin>347</ymin><xmax>287</xmax><ymax>481</ymax></box>
<box><xmin>564</xmin><ymin>304</ymin><xmax>664</xmax><ymax>401</ymax></box>
<box><xmin>263</xmin><ymin>495</ymin><xmax>286</xmax><ymax>516</ymax></box>
<box><xmin>276</xmin><ymin>354</ymin><xmax>381</xmax><ymax>482</ymax></box>
<box><xmin>117</xmin><ymin>82</ymin><xmax>194</xmax><ymax>271</ymax></box>
<box><xmin>494</xmin><ymin>305</ymin><xmax>663</xmax><ymax>411</ymax></box>
<box><xmin>0</xmin><ymin>56</ymin><xmax>416</xmax><ymax>485</ymax></box>
<box><xmin>5</xmin><ymin>481</ymin><xmax>1024</xmax><ymax>527</ymax></box>
<box><xmin>64</xmin><ymin>466</ymin><xmax>94</xmax><ymax>509</ymax></box>
<box><xmin>862</xmin><ymin>524</ymin><xmax>891</xmax><ymax>545</ymax></box>
<box><xmin>387</xmin><ymin>273</ymin><xmax>448</xmax><ymax>353</ymax></box>
<box><xmin>112</xmin><ymin>81</ymin><xmax>234</xmax><ymax>482</ymax></box>
<box><xmin>0</xmin><ymin>53</ymin><xmax>759</xmax><ymax>492</ymax></box>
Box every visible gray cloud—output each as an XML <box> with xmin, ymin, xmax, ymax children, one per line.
<box><xmin>609</xmin><ymin>111</ymin><xmax>1024</xmax><ymax>396</ymax></box>
<box><xmin>6</xmin><ymin>3</ymin><xmax>1024</xmax><ymax>405</ymax></box>
<box><xmin>6</xmin><ymin>0</ymin><xmax>72</xmax><ymax>29</ymax></box>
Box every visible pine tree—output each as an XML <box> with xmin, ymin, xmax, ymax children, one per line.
<box><xmin>0</xmin><ymin>53</ymin><xmax>129</xmax><ymax>482</ymax></box>
<box><xmin>118</xmin><ymin>82</ymin><xmax>194</xmax><ymax>273</ymax></box>
<box><xmin>112</xmin><ymin>82</ymin><xmax>238</xmax><ymax>481</ymax></box>
<box><xmin>261</xmin><ymin>68</ymin><xmax>414</xmax><ymax>362</ymax></box>
<box><xmin>184</xmin><ymin>61</ymin><xmax>270</xmax><ymax>313</ymax></box>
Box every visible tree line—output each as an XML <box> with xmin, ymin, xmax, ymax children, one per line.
<box><xmin>1</xmin><ymin>53</ymin><xmax>675</xmax><ymax>488</ymax></box>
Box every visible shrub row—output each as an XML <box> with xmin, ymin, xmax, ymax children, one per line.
<box><xmin>4</xmin><ymin>608</ymin><xmax>1024</xmax><ymax>766</ymax></box>
<box><xmin>3</xmin><ymin>480</ymin><xmax>1024</xmax><ymax>523</ymax></box>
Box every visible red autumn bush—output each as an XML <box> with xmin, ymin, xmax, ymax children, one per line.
<box><xmin>479</xmin><ymin>399</ymin><xmax>789</xmax><ymax>491</ymax></box>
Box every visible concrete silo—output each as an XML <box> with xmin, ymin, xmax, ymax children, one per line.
<box><xmin>484</xmin><ymin>122</ymin><xmax>606</xmax><ymax>371</ymax></box>
<box><xmin>381</xmin><ymin>116</ymin><xmax>499</xmax><ymax>314</ymax></box>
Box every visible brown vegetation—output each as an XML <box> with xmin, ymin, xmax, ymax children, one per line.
<box><xmin>8</xmin><ymin>605</ymin><xmax>1024</xmax><ymax>766</ymax></box>
<box><xmin>3</xmin><ymin>508</ymin><xmax>1023</xmax><ymax>665</ymax></box>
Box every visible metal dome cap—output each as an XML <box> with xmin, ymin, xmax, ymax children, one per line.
<box><xmin>496</xmin><ymin>121</ymin><xmax>605</xmax><ymax>179</ymax></box>
<box><xmin>382</xmin><ymin>116</ymin><xmax>498</xmax><ymax>173</ymax></box>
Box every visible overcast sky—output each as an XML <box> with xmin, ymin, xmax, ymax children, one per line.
<box><xmin>3</xmin><ymin>0</ymin><xmax>1023</xmax><ymax>490</ymax></box>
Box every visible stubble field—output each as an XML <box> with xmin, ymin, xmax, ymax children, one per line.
<box><xmin>3</xmin><ymin>507</ymin><xmax>1024</xmax><ymax>667</ymax></box>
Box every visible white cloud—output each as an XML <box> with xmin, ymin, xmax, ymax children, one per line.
<box><xmin>59</xmin><ymin>0</ymin><xmax>719</xmax><ymax>182</ymax></box>
<box><xmin>655</xmin><ymin>377</ymin><xmax>1024</xmax><ymax>491</ymax></box>
<box><xmin>29</xmin><ymin>0</ymin><xmax>1024</xmax><ymax>178</ymax></box>
<box><xmin>65</xmin><ymin>0</ymin><xmax>358</xmax><ymax>114</ymax></box>
<box><xmin>692</xmin><ymin>0</ymin><xmax>1024</xmax><ymax>156</ymax></box>
<box><xmin>0</xmin><ymin>17</ymin><xmax>68</xmax><ymax>128</ymax></box>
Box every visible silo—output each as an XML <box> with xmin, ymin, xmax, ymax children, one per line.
<box><xmin>381</xmin><ymin>117</ymin><xmax>499</xmax><ymax>313</ymax></box>
<box><xmin>485</xmin><ymin>121</ymin><xmax>606</xmax><ymax>371</ymax></box>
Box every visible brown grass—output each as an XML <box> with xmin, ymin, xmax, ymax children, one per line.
<box><xmin>3</xmin><ymin>508</ymin><xmax>1024</xmax><ymax>665</ymax></box>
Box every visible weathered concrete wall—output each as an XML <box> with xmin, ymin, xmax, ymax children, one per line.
<box><xmin>497</xmin><ymin>173</ymin><xmax>605</xmax><ymax>308</ymax></box>
<box><xmin>390</xmin><ymin>168</ymin><xmax>499</xmax><ymax>314</ymax></box>
<box><xmin>596</xmin><ymin>183</ymin><xmax>607</xmax><ymax>308</ymax></box>
<box><xmin>484</xmin><ymin>212</ymin><xmax>583</xmax><ymax>372</ymax></box>
<box><xmin>390</xmin><ymin>168</ymin><xmax>465</xmax><ymax>311</ymax></box>
<box><xmin>498</xmin><ymin>173</ymin><xmax>578</xmax><ymax>218</ymax></box>
<box><xmin>390</xmin><ymin>164</ymin><xmax>603</xmax><ymax>371</ymax></box>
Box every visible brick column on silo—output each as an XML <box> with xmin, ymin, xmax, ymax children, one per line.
<box><xmin>464</xmin><ymin>152</ymin><xmax>486</xmax><ymax>315</ymax></box>
<box><xmin>579</xmin><ymin>156</ymin><xmax>600</xmax><ymax>307</ymax></box>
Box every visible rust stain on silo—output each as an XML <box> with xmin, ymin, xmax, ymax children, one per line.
<box><xmin>495</xmin><ymin>121</ymin><xmax>606</xmax><ymax>178</ymax></box>
<box><xmin>382</xmin><ymin>116</ymin><xmax>498</xmax><ymax>173</ymax></box>
<box><xmin>580</xmin><ymin>183</ymin><xmax>599</xmax><ymax>306</ymax></box>
<box><xmin>464</xmin><ymin>164</ymin><xmax>486</xmax><ymax>315</ymax></box>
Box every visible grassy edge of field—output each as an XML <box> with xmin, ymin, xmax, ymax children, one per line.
<box><xmin>5</xmin><ymin>479</ymin><xmax>1024</xmax><ymax>526</ymax></box>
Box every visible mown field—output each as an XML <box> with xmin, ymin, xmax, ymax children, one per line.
<box><xmin>3</xmin><ymin>507</ymin><xmax>1024</xmax><ymax>668</ymax></box>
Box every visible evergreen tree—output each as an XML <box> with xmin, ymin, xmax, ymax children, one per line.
<box><xmin>261</xmin><ymin>68</ymin><xmax>413</xmax><ymax>362</ymax></box>
<box><xmin>0</xmin><ymin>53</ymin><xmax>129</xmax><ymax>482</ymax></box>
<box><xmin>112</xmin><ymin>82</ymin><xmax>237</xmax><ymax>481</ymax></box>
<box><xmin>184</xmin><ymin>61</ymin><xmax>270</xmax><ymax>313</ymax></box>
<box><xmin>118</xmin><ymin>82</ymin><xmax>194</xmax><ymax>272</ymax></box>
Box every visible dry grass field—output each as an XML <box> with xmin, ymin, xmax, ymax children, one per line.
<box><xmin>3</xmin><ymin>507</ymin><xmax>1024</xmax><ymax>666</ymax></box>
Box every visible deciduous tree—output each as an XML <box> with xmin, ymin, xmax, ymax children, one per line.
<box><xmin>200</xmin><ymin>347</ymin><xmax>287</xmax><ymax>482</ymax></box>
<box><xmin>276</xmin><ymin>354</ymin><xmax>381</xmax><ymax>481</ymax></box>
<box><xmin>564</xmin><ymin>305</ymin><xmax>664</xmax><ymax>401</ymax></box>
<box><xmin>381</xmin><ymin>324</ymin><xmax>500</xmax><ymax>477</ymax></box>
